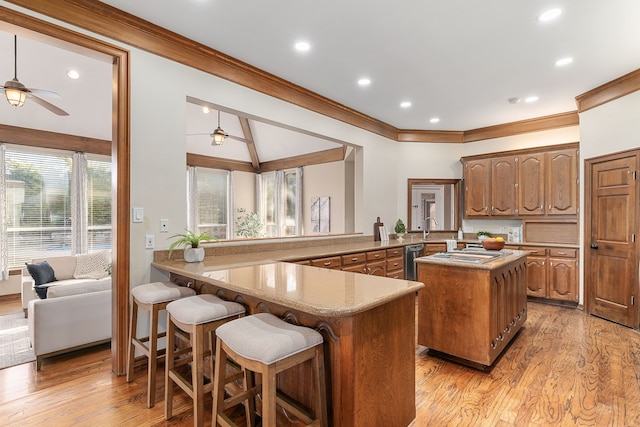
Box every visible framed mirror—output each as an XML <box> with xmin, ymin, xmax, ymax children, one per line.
<box><xmin>407</xmin><ymin>179</ymin><xmax>461</xmax><ymax>232</ymax></box>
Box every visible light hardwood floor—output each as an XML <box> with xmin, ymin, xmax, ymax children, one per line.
<box><xmin>0</xmin><ymin>296</ymin><xmax>639</xmax><ymax>426</ymax></box>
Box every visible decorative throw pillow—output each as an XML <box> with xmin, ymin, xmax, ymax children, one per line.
<box><xmin>26</xmin><ymin>260</ymin><xmax>57</xmax><ymax>286</ymax></box>
<box><xmin>74</xmin><ymin>250</ymin><xmax>112</xmax><ymax>279</ymax></box>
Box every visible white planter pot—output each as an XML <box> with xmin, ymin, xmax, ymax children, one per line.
<box><xmin>184</xmin><ymin>247</ymin><xmax>205</xmax><ymax>262</ymax></box>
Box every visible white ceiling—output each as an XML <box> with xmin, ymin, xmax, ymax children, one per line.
<box><xmin>1</xmin><ymin>1</ymin><xmax>640</xmax><ymax>163</ymax></box>
<box><xmin>99</xmin><ymin>0</ymin><xmax>640</xmax><ymax>130</ymax></box>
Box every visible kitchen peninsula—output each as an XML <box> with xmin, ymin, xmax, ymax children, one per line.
<box><xmin>152</xmin><ymin>253</ymin><xmax>423</xmax><ymax>427</ymax></box>
<box><xmin>415</xmin><ymin>249</ymin><xmax>528</xmax><ymax>368</ymax></box>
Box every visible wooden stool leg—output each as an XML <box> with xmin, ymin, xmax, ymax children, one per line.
<box><xmin>313</xmin><ymin>345</ymin><xmax>328</xmax><ymax>427</ymax></box>
<box><xmin>164</xmin><ymin>312</ymin><xmax>176</xmax><ymax>420</ymax></box>
<box><xmin>212</xmin><ymin>337</ymin><xmax>225</xmax><ymax>426</ymax></box>
<box><xmin>126</xmin><ymin>298</ymin><xmax>139</xmax><ymax>382</ymax></box>
<box><xmin>147</xmin><ymin>304</ymin><xmax>160</xmax><ymax>408</ymax></box>
<box><xmin>193</xmin><ymin>323</ymin><xmax>205</xmax><ymax>427</ymax></box>
<box><xmin>244</xmin><ymin>366</ymin><xmax>256</xmax><ymax>427</ymax></box>
<box><xmin>262</xmin><ymin>364</ymin><xmax>277</xmax><ymax>427</ymax></box>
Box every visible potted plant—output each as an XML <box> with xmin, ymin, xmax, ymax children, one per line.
<box><xmin>394</xmin><ymin>219</ymin><xmax>407</xmax><ymax>241</ymax></box>
<box><xmin>168</xmin><ymin>229</ymin><xmax>217</xmax><ymax>262</ymax></box>
<box><xmin>476</xmin><ymin>230</ymin><xmax>492</xmax><ymax>241</ymax></box>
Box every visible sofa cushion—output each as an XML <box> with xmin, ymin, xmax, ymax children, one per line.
<box><xmin>32</xmin><ymin>256</ymin><xmax>77</xmax><ymax>281</ymax></box>
<box><xmin>26</xmin><ymin>261</ymin><xmax>57</xmax><ymax>286</ymax></box>
<box><xmin>47</xmin><ymin>277</ymin><xmax>112</xmax><ymax>298</ymax></box>
<box><xmin>74</xmin><ymin>250</ymin><xmax>111</xmax><ymax>279</ymax></box>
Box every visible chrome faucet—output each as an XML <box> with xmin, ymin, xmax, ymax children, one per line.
<box><xmin>423</xmin><ymin>217</ymin><xmax>438</xmax><ymax>239</ymax></box>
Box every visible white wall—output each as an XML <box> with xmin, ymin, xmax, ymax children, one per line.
<box><xmin>303</xmin><ymin>161</ymin><xmax>346</xmax><ymax>234</ymax></box>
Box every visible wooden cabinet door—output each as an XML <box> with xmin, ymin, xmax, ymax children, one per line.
<box><xmin>525</xmin><ymin>256</ymin><xmax>546</xmax><ymax>297</ymax></box>
<box><xmin>547</xmin><ymin>148</ymin><xmax>578</xmax><ymax>215</ymax></box>
<box><xmin>491</xmin><ymin>156</ymin><xmax>517</xmax><ymax>216</ymax></box>
<box><xmin>464</xmin><ymin>159</ymin><xmax>491</xmax><ymax>216</ymax></box>
<box><xmin>548</xmin><ymin>257</ymin><xmax>577</xmax><ymax>302</ymax></box>
<box><xmin>518</xmin><ymin>153</ymin><xmax>545</xmax><ymax>215</ymax></box>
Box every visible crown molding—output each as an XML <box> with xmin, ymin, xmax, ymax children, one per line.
<box><xmin>576</xmin><ymin>68</ymin><xmax>640</xmax><ymax>113</ymax></box>
<box><xmin>463</xmin><ymin>111</ymin><xmax>579</xmax><ymax>142</ymax></box>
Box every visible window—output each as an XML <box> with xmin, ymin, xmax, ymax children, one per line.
<box><xmin>189</xmin><ymin>167</ymin><xmax>229</xmax><ymax>239</ymax></box>
<box><xmin>2</xmin><ymin>146</ymin><xmax>111</xmax><ymax>268</ymax></box>
<box><xmin>260</xmin><ymin>168</ymin><xmax>302</xmax><ymax>237</ymax></box>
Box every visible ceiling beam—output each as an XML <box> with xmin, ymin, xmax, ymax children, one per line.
<box><xmin>0</xmin><ymin>123</ymin><xmax>111</xmax><ymax>155</ymax></box>
<box><xmin>260</xmin><ymin>147</ymin><xmax>346</xmax><ymax>173</ymax></box>
<box><xmin>239</xmin><ymin>117</ymin><xmax>260</xmax><ymax>170</ymax></box>
<box><xmin>186</xmin><ymin>153</ymin><xmax>258</xmax><ymax>173</ymax></box>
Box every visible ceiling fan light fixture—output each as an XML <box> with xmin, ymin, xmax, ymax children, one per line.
<box><xmin>4</xmin><ymin>79</ymin><xmax>26</xmax><ymax>107</ymax></box>
<box><xmin>212</xmin><ymin>127</ymin><xmax>226</xmax><ymax>145</ymax></box>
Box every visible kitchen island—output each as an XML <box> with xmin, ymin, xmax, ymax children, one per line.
<box><xmin>152</xmin><ymin>259</ymin><xmax>424</xmax><ymax>427</ymax></box>
<box><xmin>415</xmin><ymin>249</ymin><xmax>528</xmax><ymax>368</ymax></box>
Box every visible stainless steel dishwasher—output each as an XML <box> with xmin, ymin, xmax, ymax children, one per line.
<box><xmin>404</xmin><ymin>243</ymin><xmax>425</xmax><ymax>281</ymax></box>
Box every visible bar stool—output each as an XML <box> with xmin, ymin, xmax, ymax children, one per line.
<box><xmin>126</xmin><ymin>281</ymin><xmax>196</xmax><ymax>408</ymax></box>
<box><xmin>212</xmin><ymin>312</ymin><xmax>328</xmax><ymax>427</ymax></box>
<box><xmin>165</xmin><ymin>293</ymin><xmax>246</xmax><ymax>427</ymax></box>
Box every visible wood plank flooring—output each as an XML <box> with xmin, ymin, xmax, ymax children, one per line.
<box><xmin>0</xmin><ymin>296</ymin><xmax>639</xmax><ymax>426</ymax></box>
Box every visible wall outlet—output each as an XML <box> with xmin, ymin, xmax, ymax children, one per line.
<box><xmin>500</xmin><ymin>227</ymin><xmax>505</xmax><ymax>233</ymax></box>
<box><xmin>145</xmin><ymin>234</ymin><xmax>155</xmax><ymax>249</ymax></box>
<box><xmin>160</xmin><ymin>219</ymin><xmax>169</xmax><ymax>232</ymax></box>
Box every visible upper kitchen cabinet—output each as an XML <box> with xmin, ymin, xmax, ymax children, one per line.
<box><xmin>463</xmin><ymin>143</ymin><xmax>579</xmax><ymax>219</ymax></box>
<box><xmin>546</xmin><ymin>148</ymin><xmax>579</xmax><ymax>215</ymax></box>
<box><xmin>464</xmin><ymin>159</ymin><xmax>491</xmax><ymax>217</ymax></box>
<box><xmin>491</xmin><ymin>156</ymin><xmax>518</xmax><ymax>216</ymax></box>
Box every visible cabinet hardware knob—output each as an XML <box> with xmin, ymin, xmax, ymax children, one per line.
<box><xmin>590</xmin><ymin>243</ymin><xmax>599</xmax><ymax>249</ymax></box>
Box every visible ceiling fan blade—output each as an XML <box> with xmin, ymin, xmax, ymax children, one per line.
<box><xmin>29</xmin><ymin>88</ymin><xmax>63</xmax><ymax>99</ymax></box>
<box><xmin>29</xmin><ymin>93</ymin><xmax>69</xmax><ymax>116</ymax></box>
<box><xmin>226</xmin><ymin>134</ymin><xmax>250</xmax><ymax>144</ymax></box>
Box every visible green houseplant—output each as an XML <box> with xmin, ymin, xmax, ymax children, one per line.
<box><xmin>476</xmin><ymin>230</ymin><xmax>492</xmax><ymax>241</ymax></box>
<box><xmin>394</xmin><ymin>219</ymin><xmax>407</xmax><ymax>240</ymax></box>
<box><xmin>235</xmin><ymin>208</ymin><xmax>264</xmax><ymax>238</ymax></box>
<box><xmin>168</xmin><ymin>229</ymin><xmax>217</xmax><ymax>261</ymax></box>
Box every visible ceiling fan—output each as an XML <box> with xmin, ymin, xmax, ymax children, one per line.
<box><xmin>187</xmin><ymin>109</ymin><xmax>251</xmax><ymax>145</ymax></box>
<box><xmin>1</xmin><ymin>35</ymin><xmax>69</xmax><ymax>116</ymax></box>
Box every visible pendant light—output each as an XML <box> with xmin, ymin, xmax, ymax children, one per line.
<box><xmin>212</xmin><ymin>110</ymin><xmax>226</xmax><ymax>146</ymax></box>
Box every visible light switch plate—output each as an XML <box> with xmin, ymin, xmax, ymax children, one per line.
<box><xmin>133</xmin><ymin>207</ymin><xmax>144</xmax><ymax>223</ymax></box>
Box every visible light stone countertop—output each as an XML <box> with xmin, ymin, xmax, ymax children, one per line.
<box><xmin>152</xmin><ymin>260</ymin><xmax>423</xmax><ymax>317</ymax></box>
<box><xmin>415</xmin><ymin>249</ymin><xmax>530</xmax><ymax>270</ymax></box>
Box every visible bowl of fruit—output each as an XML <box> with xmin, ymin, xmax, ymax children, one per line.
<box><xmin>482</xmin><ymin>236</ymin><xmax>505</xmax><ymax>251</ymax></box>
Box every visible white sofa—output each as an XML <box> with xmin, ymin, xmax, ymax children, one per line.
<box><xmin>21</xmin><ymin>254</ymin><xmax>111</xmax><ymax>316</ymax></box>
<box><xmin>21</xmin><ymin>253</ymin><xmax>112</xmax><ymax>370</ymax></box>
<box><xmin>28</xmin><ymin>289</ymin><xmax>112</xmax><ymax>370</ymax></box>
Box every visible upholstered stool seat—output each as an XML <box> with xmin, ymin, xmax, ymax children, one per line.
<box><xmin>165</xmin><ymin>293</ymin><xmax>245</xmax><ymax>427</ymax></box>
<box><xmin>126</xmin><ymin>281</ymin><xmax>196</xmax><ymax>408</ymax></box>
<box><xmin>212</xmin><ymin>313</ymin><xmax>327</xmax><ymax>427</ymax></box>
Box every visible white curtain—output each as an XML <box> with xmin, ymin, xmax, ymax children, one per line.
<box><xmin>0</xmin><ymin>144</ymin><xmax>8</xmax><ymax>280</ymax></box>
<box><xmin>295</xmin><ymin>167</ymin><xmax>303</xmax><ymax>235</ymax></box>
<box><xmin>227</xmin><ymin>171</ymin><xmax>234</xmax><ymax>239</ymax></box>
<box><xmin>186</xmin><ymin>166</ymin><xmax>198</xmax><ymax>232</ymax></box>
<box><xmin>71</xmin><ymin>152</ymin><xmax>88</xmax><ymax>255</ymax></box>
<box><xmin>255</xmin><ymin>173</ymin><xmax>263</xmax><ymax>224</ymax></box>
<box><xmin>275</xmin><ymin>170</ymin><xmax>284</xmax><ymax>236</ymax></box>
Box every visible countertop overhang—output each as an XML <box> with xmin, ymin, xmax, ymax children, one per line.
<box><xmin>152</xmin><ymin>260</ymin><xmax>423</xmax><ymax>317</ymax></box>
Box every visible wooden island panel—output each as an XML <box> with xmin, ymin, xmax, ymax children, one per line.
<box><xmin>417</xmin><ymin>252</ymin><xmax>528</xmax><ymax>367</ymax></box>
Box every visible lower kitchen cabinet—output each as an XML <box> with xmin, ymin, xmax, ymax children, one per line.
<box><xmin>520</xmin><ymin>246</ymin><xmax>578</xmax><ymax>304</ymax></box>
<box><xmin>308</xmin><ymin>248</ymin><xmax>404</xmax><ymax>278</ymax></box>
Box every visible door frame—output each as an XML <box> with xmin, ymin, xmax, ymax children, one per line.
<box><xmin>0</xmin><ymin>7</ymin><xmax>131</xmax><ymax>375</ymax></box>
<box><xmin>584</xmin><ymin>148</ymin><xmax>639</xmax><ymax>328</ymax></box>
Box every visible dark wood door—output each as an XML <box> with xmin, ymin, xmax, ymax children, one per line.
<box><xmin>586</xmin><ymin>153</ymin><xmax>638</xmax><ymax>326</ymax></box>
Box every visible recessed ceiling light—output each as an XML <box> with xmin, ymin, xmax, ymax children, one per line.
<box><xmin>66</xmin><ymin>69</ymin><xmax>80</xmax><ymax>79</ymax></box>
<box><xmin>357</xmin><ymin>78</ymin><xmax>371</xmax><ymax>86</ymax></box>
<box><xmin>294</xmin><ymin>41</ymin><xmax>310</xmax><ymax>52</ymax></box>
<box><xmin>525</xmin><ymin>96</ymin><xmax>539</xmax><ymax>103</ymax></box>
<box><xmin>202</xmin><ymin>106</ymin><xmax>211</xmax><ymax>114</ymax></box>
<box><xmin>554</xmin><ymin>57</ymin><xmax>574</xmax><ymax>67</ymax></box>
<box><xmin>400</xmin><ymin>101</ymin><xmax>412</xmax><ymax>108</ymax></box>
<box><xmin>537</xmin><ymin>8</ymin><xmax>562</xmax><ymax>22</ymax></box>
<box><xmin>430</xmin><ymin>117</ymin><xmax>440</xmax><ymax>124</ymax></box>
